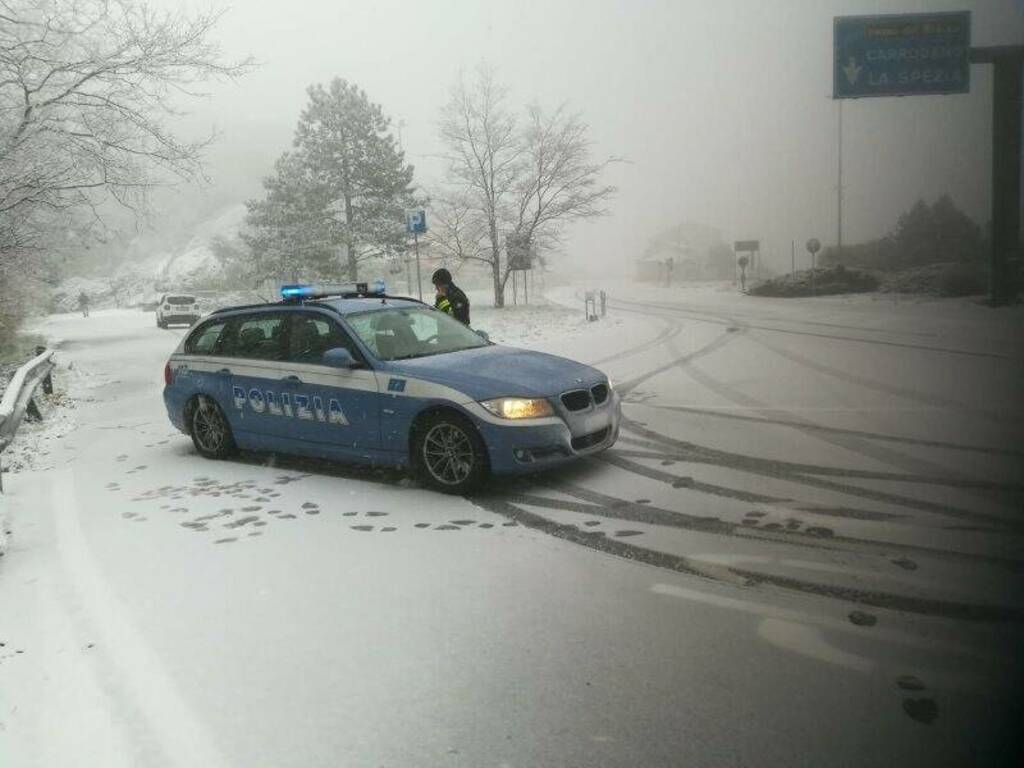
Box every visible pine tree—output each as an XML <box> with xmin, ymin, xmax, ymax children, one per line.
<box><xmin>245</xmin><ymin>78</ymin><xmax>415</xmax><ymax>281</ymax></box>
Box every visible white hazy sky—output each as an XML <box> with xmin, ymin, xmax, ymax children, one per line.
<box><xmin>161</xmin><ymin>0</ymin><xmax>1024</xmax><ymax>273</ymax></box>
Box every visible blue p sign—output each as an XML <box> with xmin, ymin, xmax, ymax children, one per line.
<box><xmin>406</xmin><ymin>210</ymin><xmax>427</xmax><ymax>234</ymax></box>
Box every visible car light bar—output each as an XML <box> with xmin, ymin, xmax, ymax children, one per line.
<box><xmin>280</xmin><ymin>280</ymin><xmax>386</xmax><ymax>301</ymax></box>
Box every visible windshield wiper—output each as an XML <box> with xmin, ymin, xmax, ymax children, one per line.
<box><xmin>389</xmin><ymin>344</ymin><xmax>483</xmax><ymax>361</ymax></box>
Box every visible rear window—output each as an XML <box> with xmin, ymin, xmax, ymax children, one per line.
<box><xmin>166</xmin><ymin>295</ymin><xmax>196</xmax><ymax>305</ymax></box>
<box><xmin>184</xmin><ymin>321</ymin><xmax>227</xmax><ymax>355</ymax></box>
<box><xmin>220</xmin><ymin>313</ymin><xmax>287</xmax><ymax>361</ymax></box>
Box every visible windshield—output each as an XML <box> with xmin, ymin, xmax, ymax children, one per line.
<box><xmin>166</xmin><ymin>296</ymin><xmax>196</xmax><ymax>305</ymax></box>
<box><xmin>346</xmin><ymin>306</ymin><xmax>488</xmax><ymax>361</ymax></box>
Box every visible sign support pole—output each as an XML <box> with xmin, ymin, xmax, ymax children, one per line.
<box><xmin>414</xmin><ymin>231</ymin><xmax>422</xmax><ymax>301</ymax></box>
<box><xmin>971</xmin><ymin>46</ymin><xmax>1023</xmax><ymax>306</ymax></box>
<box><xmin>837</xmin><ymin>99</ymin><xmax>843</xmax><ymax>263</ymax></box>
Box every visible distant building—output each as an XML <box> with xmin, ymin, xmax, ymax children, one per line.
<box><xmin>638</xmin><ymin>220</ymin><xmax>726</xmax><ymax>282</ymax></box>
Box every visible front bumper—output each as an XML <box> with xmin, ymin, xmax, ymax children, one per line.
<box><xmin>473</xmin><ymin>390</ymin><xmax>621</xmax><ymax>475</ymax></box>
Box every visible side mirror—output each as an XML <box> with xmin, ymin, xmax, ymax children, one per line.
<box><xmin>475</xmin><ymin>330</ymin><xmax>490</xmax><ymax>342</ymax></box>
<box><xmin>322</xmin><ymin>347</ymin><xmax>358</xmax><ymax>369</ymax></box>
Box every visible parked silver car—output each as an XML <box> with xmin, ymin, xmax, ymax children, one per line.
<box><xmin>156</xmin><ymin>294</ymin><xmax>201</xmax><ymax>328</ymax></box>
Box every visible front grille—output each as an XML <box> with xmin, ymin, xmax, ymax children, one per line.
<box><xmin>571</xmin><ymin>427</ymin><xmax>610</xmax><ymax>451</ymax></box>
<box><xmin>561</xmin><ymin>389</ymin><xmax>591</xmax><ymax>411</ymax></box>
<box><xmin>591</xmin><ymin>383</ymin><xmax>609</xmax><ymax>404</ymax></box>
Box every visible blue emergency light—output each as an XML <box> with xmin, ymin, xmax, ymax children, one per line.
<box><xmin>280</xmin><ymin>280</ymin><xmax>386</xmax><ymax>301</ymax></box>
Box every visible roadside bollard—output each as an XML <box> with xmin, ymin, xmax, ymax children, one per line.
<box><xmin>600</xmin><ymin>290</ymin><xmax>607</xmax><ymax>317</ymax></box>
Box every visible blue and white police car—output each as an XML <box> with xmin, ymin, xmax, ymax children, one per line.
<box><xmin>162</xmin><ymin>282</ymin><xmax>620</xmax><ymax>492</ymax></box>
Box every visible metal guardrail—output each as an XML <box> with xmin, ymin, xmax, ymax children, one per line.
<box><xmin>0</xmin><ymin>347</ymin><xmax>55</xmax><ymax>493</ymax></box>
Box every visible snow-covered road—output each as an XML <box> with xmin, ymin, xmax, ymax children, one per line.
<box><xmin>2</xmin><ymin>286</ymin><xmax>1022</xmax><ymax>767</ymax></box>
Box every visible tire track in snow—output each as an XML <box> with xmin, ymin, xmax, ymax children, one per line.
<box><xmin>472</xmin><ymin>493</ymin><xmax>1024</xmax><ymax>622</ymax></box>
<box><xmin>621</xmin><ymin>403</ymin><xmax>1024</xmax><ymax>459</ymax></box>
<box><xmin>608</xmin><ymin>297</ymin><xmax>1019</xmax><ymax>361</ymax></box>
<box><xmin>53</xmin><ymin>470</ymin><xmax>230</xmax><ymax>768</ymax></box>
<box><xmin>618</xmin><ymin>417</ymin><xmax>1024</xmax><ymax>532</ymax></box>
<box><xmin>746</xmin><ymin>330</ymin><xmax>1023</xmax><ymax>427</ymax></box>
<box><xmin>584</xmin><ymin>318</ymin><xmax>685</xmax><ymax>368</ymax></box>
<box><xmin>546</xmin><ymin>479</ymin><xmax>1024</xmax><ymax>571</ymax></box>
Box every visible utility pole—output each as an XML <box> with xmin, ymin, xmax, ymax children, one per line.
<box><xmin>791</xmin><ymin>240</ymin><xmax>795</xmax><ymax>275</ymax></box>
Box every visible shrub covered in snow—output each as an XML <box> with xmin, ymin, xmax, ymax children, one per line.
<box><xmin>748</xmin><ymin>265</ymin><xmax>879</xmax><ymax>298</ymax></box>
<box><xmin>878</xmin><ymin>262</ymin><xmax>987</xmax><ymax>297</ymax></box>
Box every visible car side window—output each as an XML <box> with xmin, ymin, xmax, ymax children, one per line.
<box><xmin>286</xmin><ymin>313</ymin><xmax>361</xmax><ymax>364</ymax></box>
<box><xmin>220</xmin><ymin>313</ymin><xmax>287</xmax><ymax>361</ymax></box>
<box><xmin>184</xmin><ymin>321</ymin><xmax>227</xmax><ymax>355</ymax></box>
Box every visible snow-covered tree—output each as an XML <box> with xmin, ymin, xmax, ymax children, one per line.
<box><xmin>437</xmin><ymin>66</ymin><xmax>617</xmax><ymax>307</ymax></box>
<box><xmin>0</xmin><ymin>0</ymin><xmax>249</xmax><ymax>339</ymax></box>
<box><xmin>244</xmin><ymin>79</ymin><xmax>415</xmax><ymax>282</ymax></box>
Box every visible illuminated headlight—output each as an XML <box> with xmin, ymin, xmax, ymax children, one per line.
<box><xmin>480</xmin><ymin>397</ymin><xmax>554</xmax><ymax>419</ymax></box>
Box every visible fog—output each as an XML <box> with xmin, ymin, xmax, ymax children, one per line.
<box><xmin>154</xmin><ymin>0</ymin><xmax>1023</xmax><ymax>277</ymax></box>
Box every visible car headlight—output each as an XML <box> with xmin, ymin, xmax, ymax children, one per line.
<box><xmin>480</xmin><ymin>397</ymin><xmax>554</xmax><ymax>419</ymax></box>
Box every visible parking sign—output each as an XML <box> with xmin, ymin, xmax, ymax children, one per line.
<box><xmin>406</xmin><ymin>210</ymin><xmax>426</xmax><ymax>234</ymax></box>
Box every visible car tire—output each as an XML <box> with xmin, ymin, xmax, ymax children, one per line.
<box><xmin>157</xmin><ymin>318</ymin><xmax>165</xmax><ymax>328</ymax></box>
<box><xmin>413</xmin><ymin>411</ymin><xmax>489</xmax><ymax>494</ymax></box>
<box><xmin>188</xmin><ymin>395</ymin><xmax>237</xmax><ymax>459</ymax></box>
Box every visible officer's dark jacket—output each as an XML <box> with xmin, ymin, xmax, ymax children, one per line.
<box><xmin>435</xmin><ymin>283</ymin><xmax>470</xmax><ymax>325</ymax></box>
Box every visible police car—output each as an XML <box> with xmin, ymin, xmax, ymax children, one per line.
<box><xmin>162</xmin><ymin>282</ymin><xmax>620</xmax><ymax>492</ymax></box>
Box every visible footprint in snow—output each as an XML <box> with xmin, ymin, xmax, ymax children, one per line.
<box><xmin>848</xmin><ymin>610</ymin><xmax>877</xmax><ymax>627</ymax></box>
<box><xmin>892</xmin><ymin>557</ymin><xmax>918</xmax><ymax>571</ymax></box>
<box><xmin>902</xmin><ymin>698</ymin><xmax>938</xmax><ymax>724</ymax></box>
<box><xmin>897</xmin><ymin>675</ymin><xmax>926</xmax><ymax>691</ymax></box>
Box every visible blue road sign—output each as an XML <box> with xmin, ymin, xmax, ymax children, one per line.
<box><xmin>406</xmin><ymin>210</ymin><xmax>427</xmax><ymax>234</ymax></box>
<box><xmin>834</xmin><ymin>12</ymin><xmax>970</xmax><ymax>99</ymax></box>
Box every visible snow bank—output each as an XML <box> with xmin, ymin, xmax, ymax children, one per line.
<box><xmin>0</xmin><ymin>363</ymin><xmax>77</xmax><ymax>554</ymax></box>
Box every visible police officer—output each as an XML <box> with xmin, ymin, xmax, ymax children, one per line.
<box><xmin>431</xmin><ymin>268</ymin><xmax>470</xmax><ymax>325</ymax></box>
